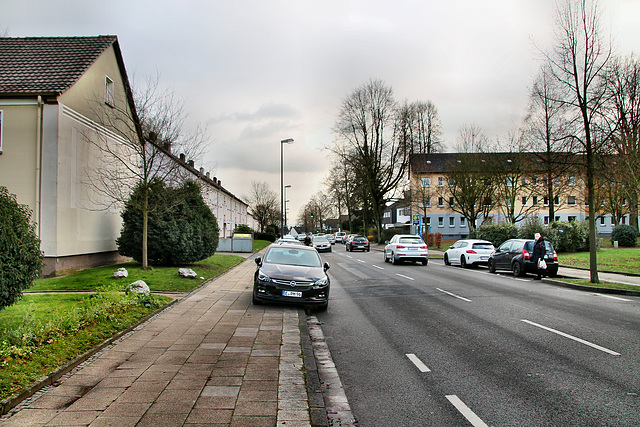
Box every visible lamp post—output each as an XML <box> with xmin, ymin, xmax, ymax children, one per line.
<box><xmin>280</xmin><ymin>138</ymin><xmax>294</xmax><ymax>237</ymax></box>
<box><xmin>284</xmin><ymin>185</ymin><xmax>291</xmax><ymax>235</ymax></box>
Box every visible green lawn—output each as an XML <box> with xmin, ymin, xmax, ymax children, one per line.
<box><xmin>554</xmin><ymin>278</ymin><xmax>640</xmax><ymax>292</ymax></box>
<box><xmin>29</xmin><ymin>253</ymin><xmax>245</xmax><ymax>293</ymax></box>
<box><xmin>558</xmin><ymin>248</ymin><xmax>640</xmax><ymax>275</ymax></box>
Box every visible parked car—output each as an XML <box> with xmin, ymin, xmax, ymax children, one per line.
<box><xmin>326</xmin><ymin>234</ymin><xmax>336</xmax><ymax>244</ymax></box>
<box><xmin>384</xmin><ymin>234</ymin><xmax>429</xmax><ymax>265</ymax></box>
<box><xmin>488</xmin><ymin>239</ymin><xmax>558</xmax><ymax>277</ymax></box>
<box><xmin>345</xmin><ymin>235</ymin><xmax>370</xmax><ymax>252</ymax></box>
<box><xmin>335</xmin><ymin>231</ymin><xmax>347</xmax><ymax>243</ymax></box>
<box><xmin>444</xmin><ymin>239</ymin><xmax>495</xmax><ymax>268</ymax></box>
<box><xmin>312</xmin><ymin>236</ymin><xmax>332</xmax><ymax>252</ymax></box>
<box><xmin>253</xmin><ymin>245</ymin><xmax>330</xmax><ymax>310</ymax></box>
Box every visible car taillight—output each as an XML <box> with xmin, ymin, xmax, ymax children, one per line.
<box><xmin>466</xmin><ymin>250</ymin><xmax>477</xmax><ymax>254</ymax></box>
<box><xmin>363</xmin><ymin>240</ymin><xmax>369</xmax><ymax>243</ymax></box>
<box><xmin>553</xmin><ymin>251</ymin><xmax>557</xmax><ymax>261</ymax></box>
<box><xmin>420</xmin><ymin>245</ymin><xmax>428</xmax><ymax>249</ymax></box>
<box><xmin>397</xmin><ymin>245</ymin><xmax>406</xmax><ymax>249</ymax></box>
<box><xmin>523</xmin><ymin>249</ymin><xmax>530</xmax><ymax>260</ymax></box>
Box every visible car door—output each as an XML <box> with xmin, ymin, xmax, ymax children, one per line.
<box><xmin>455</xmin><ymin>241</ymin><xmax>469</xmax><ymax>264</ymax></box>
<box><xmin>494</xmin><ymin>240</ymin><xmax>514</xmax><ymax>270</ymax></box>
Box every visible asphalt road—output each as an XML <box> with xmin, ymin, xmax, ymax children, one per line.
<box><xmin>313</xmin><ymin>246</ymin><xmax>640</xmax><ymax>426</ymax></box>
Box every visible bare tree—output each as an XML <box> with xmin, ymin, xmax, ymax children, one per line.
<box><xmin>544</xmin><ymin>0</ymin><xmax>613</xmax><ymax>283</ymax></box>
<box><xmin>84</xmin><ymin>73</ymin><xmax>210</xmax><ymax>269</ymax></box>
<box><xmin>245</xmin><ymin>181</ymin><xmax>278</xmax><ymax>233</ymax></box>
<box><xmin>603</xmin><ymin>54</ymin><xmax>640</xmax><ymax>231</ymax></box>
<box><xmin>332</xmin><ymin>79</ymin><xmax>409</xmax><ymax>242</ymax></box>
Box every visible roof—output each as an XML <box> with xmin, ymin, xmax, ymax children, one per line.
<box><xmin>0</xmin><ymin>36</ymin><xmax>118</xmax><ymax>96</ymax></box>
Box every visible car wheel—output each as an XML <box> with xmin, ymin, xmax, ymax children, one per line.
<box><xmin>252</xmin><ymin>294</ymin><xmax>263</xmax><ymax>305</ymax></box>
<box><xmin>392</xmin><ymin>253</ymin><xmax>399</xmax><ymax>265</ymax></box>
<box><xmin>367</xmin><ymin>248</ymin><xmax>370</xmax><ymax>252</ymax></box>
<box><xmin>329</xmin><ymin>248</ymin><xmax>332</xmax><ymax>252</ymax></box>
<box><xmin>488</xmin><ymin>259</ymin><xmax>496</xmax><ymax>274</ymax></box>
<box><xmin>460</xmin><ymin>256</ymin><xmax>468</xmax><ymax>268</ymax></box>
<box><xmin>548</xmin><ymin>269</ymin><xmax>558</xmax><ymax>278</ymax></box>
<box><xmin>444</xmin><ymin>253</ymin><xmax>451</xmax><ymax>266</ymax></box>
<box><xmin>422</xmin><ymin>259</ymin><xmax>428</xmax><ymax>266</ymax></box>
<box><xmin>513</xmin><ymin>262</ymin><xmax>524</xmax><ymax>277</ymax></box>
<box><xmin>384</xmin><ymin>251</ymin><xmax>389</xmax><ymax>262</ymax></box>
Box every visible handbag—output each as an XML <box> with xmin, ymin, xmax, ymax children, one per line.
<box><xmin>538</xmin><ymin>259</ymin><xmax>547</xmax><ymax>270</ymax></box>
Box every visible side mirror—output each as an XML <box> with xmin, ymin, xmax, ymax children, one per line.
<box><xmin>385</xmin><ymin>240</ymin><xmax>390</xmax><ymax>244</ymax></box>
<box><xmin>324</xmin><ymin>262</ymin><xmax>330</xmax><ymax>271</ymax></box>
<box><xmin>255</xmin><ymin>257</ymin><xmax>262</xmax><ymax>266</ymax></box>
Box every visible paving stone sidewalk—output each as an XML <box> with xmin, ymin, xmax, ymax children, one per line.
<box><xmin>1</xmin><ymin>257</ymin><xmax>313</xmax><ymax>427</ymax></box>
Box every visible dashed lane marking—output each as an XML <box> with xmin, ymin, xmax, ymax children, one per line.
<box><xmin>521</xmin><ymin>319</ymin><xmax>621</xmax><ymax>356</ymax></box>
<box><xmin>446</xmin><ymin>395</ymin><xmax>489</xmax><ymax>427</ymax></box>
<box><xmin>436</xmin><ymin>288</ymin><xmax>472</xmax><ymax>302</ymax></box>
<box><xmin>406</xmin><ymin>353</ymin><xmax>431</xmax><ymax>372</ymax></box>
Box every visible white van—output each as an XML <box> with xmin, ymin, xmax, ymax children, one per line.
<box><xmin>335</xmin><ymin>231</ymin><xmax>347</xmax><ymax>243</ymax></box>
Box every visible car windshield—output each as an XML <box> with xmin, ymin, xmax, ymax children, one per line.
<box><xmin>398</xmin><ymin>237</ymin><xmax>423</xmax><ymax>244</ymax></box>
<box><xmin>524</xmin><ymin>241</ymin><xmax>554</xmax><ymax>252</ymax></box>
<box><xmin>265</xmin><ymin>247</ymin><xmax>321</xmax><ymax>267</ymax></box>
<box><xmin>313</xmin><ymin>237</ymin><xmax>329</xmax><ymax>243</ymax></box>
<box><xmin>472</xmin><ymin>243</ymin><xmax>494</xmax><ymax>250</ymax></box>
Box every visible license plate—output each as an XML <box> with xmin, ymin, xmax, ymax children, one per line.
<box><xmin>409</xmin><ymin>247</ymin><xmax>419</xmax><ymax>251</ymax></box>
<box><xmin>283</xmin><ymin>291</ymin><xmax>302</xmax><ymax>297</ymax></box>
<box><xmin>480</xmin><ymin>256</ymin><xmax>488</xmax><ymax>260</ymax></box>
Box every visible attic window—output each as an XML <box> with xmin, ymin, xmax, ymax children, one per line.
<box><xmin>105</xmin><ymin>76</ymin><xmax>114</xmax><ymax>106</ymax></box>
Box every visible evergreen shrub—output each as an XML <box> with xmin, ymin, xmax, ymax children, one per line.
<box><xmin>476</xmin><ymin>223</ymin><xmax>519</xmax><ymax>247</ymax></box>
<box><xmin>611</xmin><ymin>224</ymin><xmax>638</xmax><ymax>247</ymax></box>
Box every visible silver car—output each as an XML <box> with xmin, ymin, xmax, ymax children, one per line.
<box><xmin>384</xmin><ymin>234</ymin><xmax>429</xmax><ymax>265</ymax></box>
<box><xmin>312</xmin><ymin>236</ymin><xmax>332</xmax><ymax>252</ymax></box>
<box><xmin>444</xmin><ymin>239</ymin><xmax>495</xmax><ymax>268</ymax></box>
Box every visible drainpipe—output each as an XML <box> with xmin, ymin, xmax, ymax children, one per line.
<box><xmin>35</xmin><ymin>96</ymin><xmax>43</xmax><ymax>237</ymax></box>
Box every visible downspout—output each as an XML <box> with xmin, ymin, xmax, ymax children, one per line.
<box><xmin>35</xmin><ymin>95</ymin><xmax>43</xmax><ymax>237</ymax></box>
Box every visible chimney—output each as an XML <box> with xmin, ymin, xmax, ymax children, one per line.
<box><xmin>206</xmin><ymin>172</ymin><xmax>210</xmax><ymax>179</ymax></box>
<box><xmin>188</xmin><ymin>160</ymin><xmax>195</xmax><ymax>168</ymax></box>
<box><xmin>200</xmin><ymin>167</ymin><xmax>205</xmax><ymax>175</ymax></box>
<box><xmin>179</xmin><ymin>153</ymin><xmax>186</xmax><ymax>162</ymax></box>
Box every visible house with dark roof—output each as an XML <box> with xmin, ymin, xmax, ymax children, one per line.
<box><xmin>0</xmin><ymin>36</ymin><xmax>142</xmax><ymax>275</ymax></box>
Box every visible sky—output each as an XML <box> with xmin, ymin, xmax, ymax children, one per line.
<box><xmin>2</xmin><ymin>0</ymin><xmax>639</xmax><ymax>223</ymax></box>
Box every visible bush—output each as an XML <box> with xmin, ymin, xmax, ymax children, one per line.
<box><xmin>117</xmin><ymin>179</ymin><xmax>219</xmax><ymax>266</ymax></box>
<box><xmin>517</xmin><ymin>217</ymin><xmax>545</xmax><ymax>241</ymax></box>
<box><xmin>0</xmin><ymin>187</ymin><xmax>43</xmax><ymax>310</ymax></box>
<box><xmin>382</xmin><ymin>228</ymin><xmax>403</xmax><ymax>243</ymax></box>
<box><xmin>234</xmin><ymin>224</ymin><xmax>254</xmax><ymax>234</ymax></box>
<box><xmin>476</xmin><ymin>223</ymin><xmax>519</xmax><ymax>247</ymax></box>
<box><xmin>435</xmin><ymin>232</ymin><xmax>442</xmax><ymax>248</ymax></box>
<box><xmin>255</xmin><ymin>232</ymin><xmax>276</xmax><ymax>242</ymax></box>
<box><xmin>611</xmin><ymin>224</ymin><xmax>638</xmax><ymax>247</ymax></box>
<box><xmin>546</xmin><ymin>221</ymin><xmax>589</xmax><ymax>252</ymax></box>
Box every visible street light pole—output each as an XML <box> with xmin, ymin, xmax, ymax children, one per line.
<box><xmin>280</xmin><ymin>138</ymin><xmax>294</xmax><ymax>237</ymax></box>
<box><xmin>284</xmin><ymin>185</ymin><xmax>291</xmax><ymax>235</ymax></box>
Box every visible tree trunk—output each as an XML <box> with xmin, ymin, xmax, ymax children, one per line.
<box><xmin>142</xmin><ymin>186</ymin><xmax>149</xmax><ymax>270</ymax></box>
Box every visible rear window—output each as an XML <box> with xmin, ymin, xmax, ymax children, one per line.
<box><xmin>354</xmin><ymin>237</ymin><xmax>367</xmax><ymax>242</ymax></box>
<box><xmin>398</xmin><ymin>237</ymin><xmax>424</xmax><ymax>244</ymax></box>
<box><xmin>472</xmin><ymin>243</ymin><xmax>494</xmax><ymax>250</ymax></box>
<box><xmin>524</xmin><ymin>241</ymin><xmax>554</xmax><ymax>252</ymax></box>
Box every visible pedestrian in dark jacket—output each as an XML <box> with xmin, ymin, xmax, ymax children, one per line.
<box><xmin>532</xmin><ymin>233</ymin><xmax>547</xmax><ymax>280</ymax></box>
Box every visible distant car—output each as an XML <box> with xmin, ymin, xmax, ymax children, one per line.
<box><xmin>345</xmin><ymin>235</ymin><xmax>370</xmax><ymax>252</ymax></box>
<box><xmin>312</xmin><ymin>236</ymin><xmax>332</xmax><ymax>252</ymax></box>
<box><xmin>335</xmin><ymin>231</ymin><xmax>347</xmax><ymax>243</ymax></box>
<box><xmin>384</xmin><ymin>234</ymin><xmax>429</xmax><ymax>265</ymax></box>
<box><xmin>488</xmin><ymin>239</ymin><xmax>558</xmax><ymax>277</ymax></box>
<box><xmin>253</xmin><ymin>245</ymin><xmax>330</xmax><ymax>310</ymax></box>
<box><xmin>444</xmin><ymin>239</ymin><xmax>495</xmax><ymax>268</ymax></box>
<box><xmin>275</xmin><ymin>238</ymin><xmax>302</xmax><ymax>245</ymax></box>
<box><xmin>326</xmin><ymin>234</ymin><xmax>336</xmax><ymax>244</ymax></box>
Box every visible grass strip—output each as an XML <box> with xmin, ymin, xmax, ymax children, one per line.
<box><xmin>558</xmin><ymin>248</ymin><xmax>640</xmax><ymax>275</ymax></box>
<box><xmin>551</xmin><ymin>278</ymin><xmax>640</xmax><ymax>292</ymax></box>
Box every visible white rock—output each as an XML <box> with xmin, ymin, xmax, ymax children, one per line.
<box><xmin>179</xmin><ymin>268</ymin><xmax>197</xmax><ymax>279</ymax></box>
<box><xmin>127</xmin><ymin>280</ymin><xmax>150</xmax><ymax>294</ymax></box>
<box><xmin>113</xmin><ymin>267</ymin><xmax>128</xmax><ymax>278</ymax></box>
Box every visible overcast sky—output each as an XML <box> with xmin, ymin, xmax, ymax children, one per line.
<box><xmin>3</xmin><ymin>0</ymin><xmax>639</xmax><ymax>223</ymax></box>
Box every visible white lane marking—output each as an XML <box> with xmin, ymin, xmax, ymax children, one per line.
<box><xmin>357</xmin><ymin>259</ymin><xmax>366</xmax><ymax>263</ymax></box>
<box><xmin>406</xmin><ymin>353</ymin><xmax>431</xmax><ymax>372</ymax></box>
<box><xmin>445</xmin><ymin>395</ymin><xmax>489</xmax><ymax>427</ymax></box>
<box><xmin>396</xmin><ymin>274</ymin><xmax>414</xmax><ymax>281</ymax></box>
<box><xmin>436</xmin><ymin>288</ymin><xmax>472</xmax><ymax>302</ymax></box>
<box><xmin>372</xmin><ymin>265</ymin><xmax>384</xmax><ymax>270</ymax></box>
<box><xmin>593</xmin><ymin>293</ymin><xmax>632</xmax><ymax>302</ymax></box>
<box><xmin>521</xmin><ymin>319</ymin><xmax>621</xmax><ymax>356</ymax></box>
<box><xmin>346</xmin><ymin>255</ymin><xmax>353</xmax><ymax>259</ymax></box>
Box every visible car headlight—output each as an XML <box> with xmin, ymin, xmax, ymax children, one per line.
<box><xmin>313</xmin><ymin>277</ymin><xmax>329</xmax><ymax>288</ymax></box>
<box><xmin>258</xmin><ymin>271</ymin><xmax>272</xmax><ymax>282</ymax></box>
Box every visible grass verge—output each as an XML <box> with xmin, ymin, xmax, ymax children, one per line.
<box><xmin>551</xmin><ymin>278</ymin><xmax>640</xmax><ymax>292</ymax></box>
<box><xmin>0</xmin><ymin>290</ymin><xmax>172</xmax><ymax>403</ymax></box>
<box><xmin>558</xmin><ymin>248</ymin><xmax>640</xmax><ymax>275</ymax></box>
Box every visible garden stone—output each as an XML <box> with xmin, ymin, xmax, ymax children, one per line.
<box><xmin>113</xmin><ymin>267</ymin><xmax>128</xmax><ymax>278</ymax></box>
<box><xmin>179</xmin><ymin>268</ymin><xmax>197</xmax><ymax>279</ymax></box>
<box><xmin>127</xmin><ymin>280</ymin><xmax>150</xmax><ymax>294</ymax></box>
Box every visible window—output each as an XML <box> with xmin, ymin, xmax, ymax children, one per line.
<box><xmin>105</xmin><ymin>76</ymin><xmax>114</xmax><ymax>106</ymax></box>
<box><xmin>568</xmin><ymin>196</ymin><xmax>576</xmax><ymax>206</ymax></box>
<box><xmin>438</xmin><ymin>217</ymin><xmax>444</xmax><ymax>227</ymax></box>
<box><xmin>421</xmin><ymin>177</ymin><xmax>431</xmax><ymax>187</ymax></box>
<box><xmin>568</xmin><ymin>176</ymin><xmax>576</xmax><ymax>186</ymax></box>
<box><xmin>532</xmin><ymin>177</ymin><xmax>538</xmax><ymax>186</ymax></box>
<box><xmin>611</xmin><ymin>216</ymin><xmax>615</xmax><ymax>225</ymax></box>
<box><xmin>438</xmin><ymin>197</ymin><xmax>444</xmax><ymax>207</ymax></box>
<box><xmin>544</xmin><ymin>197</ymin><xmax>549</xmax><ymax>206</ymax></box>
<box><xmin>554</xmin><ymin>196</ymin><xmax>560</xmax><ymax>206</ymax></box>
<box><xmin>483</xmin><ymin>197</ymin><xmax>492</xmax><ymax>207</ymax></box>
<box><xmin>522</xmin><ymin>197</ymin><xmax>528</xmax><ymax>206</ymax></box>
<box><xmin>384</xmin><ymin>211</ymin><xmax>391</xmax><ymax>218</ymax></box>
<box><xmin>449</xmin><ymin>197</ymin><xmax>454</xmax><ymax>208</ymax></box>
<box><xmin>506</xmin><ymin>198</ymin><xmax>512</xmax><ymax>207</ymax></box>
<box><xmin>425</xmin><ymin>217</ymin><xmax>431</xmax><ymax>226</ymax></box>
<box><xmin>449</xmin><ymin>217</ymin><xmax>455</xmax><ymax>227</ymax></box>
<box><xmin>600</xmin><ymin>216</ymin><xmax>605</xmax><ymax>225</ymax></box>
<box><xmin>448</xmin><ymin>178</ymin><xmax>454</xmax><ymax>187</ymax></box>
<box><xmin>544</xmin><ymin>216</ymin><xmax>549</xmax><ymax>225</ymax></box>
<box><xmin>506</xmin><ymin>177</ymin><xmax>513</xmax><ymax>187</ymax></box>
<box><xmin>423</xmin><ymin>198</ymin><xmax>431</xmax><ymax>208</ymax></box>
<box><xmin>555</xmin><ymin>216</ymin><xmax>560</xmax><ymax>222</ymax></box>
<box><xmin>460</xmin><ymin>217</ymin><xmax>466</xmax><ymax>227</ymax></box>
<box><xmin>522</xmin><ymin>177</ymin><xmax>528</xmax><ymax>185</ymax></box>
<box><xmin>532</xmin><ymin>196</ymin><xmax>538</xmax><ymax>206</ymax></box>
<box><xmin>568</xmin><ymin>216</ymin><xmax>576</xmax><ymax>222</ymax></box>
<box><xmin>438</xmin><ymin>177</ymin><xmax>444</xmax><ymax>187</ymax></box>
<box><xmin>622</xmin><ymin>216</ymin><xmax>627</xmax><ymax>225</ymax></box>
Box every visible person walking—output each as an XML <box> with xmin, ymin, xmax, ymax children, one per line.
<box><xmin>532</xmin><ymin>232</ymin><xmax>547</xmax><ymax>280</ymax></box>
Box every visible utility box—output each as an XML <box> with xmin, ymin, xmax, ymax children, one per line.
<box><xmin>231</xmin><ymin>233</ymin><xmax>253</xmax><ymax>253</ymax></box>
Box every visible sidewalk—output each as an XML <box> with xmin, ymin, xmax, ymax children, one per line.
<box><xmin>1</xmin><ymin>255</ymin><xmax>314</xmax><ymax>427</ymax></box>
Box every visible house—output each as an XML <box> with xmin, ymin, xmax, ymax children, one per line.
<box><xmin>0</xmin><ymin>36</ymin><xmax>142</xmax><ymax>276</ymax></box>
<box><xmin>382</xmin><ymin>199</ymin><xmax>412</xmax><ymax>230</ymax></box>
<box><xmin>409</xmin><ymin>153</ymin><xmax>635</xmax><ymax>239</ymax></box>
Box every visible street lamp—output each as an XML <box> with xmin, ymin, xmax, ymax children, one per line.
<box><xmin>284</xmin><ymin>185</ymin><xmax>291</xmax><ymax>235</ymax></box>
<box><xmin>280</xmin><ymin>138</ymin><xmax>294</xmax><ymax>236</ymax></box>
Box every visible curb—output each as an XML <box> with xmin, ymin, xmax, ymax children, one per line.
<box><xmin>543</xmin><ymin>277</ymin><xmax>640</xmax><ymax>297</ymax></box>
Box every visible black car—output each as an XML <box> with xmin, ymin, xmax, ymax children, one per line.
<box><xmin>345</xmin><ymin>235</ymin><xmax>370</xmax><ymax>252</ymax></box>
<box><xmin>253</xmin><ymin>244</ymin><xmax>330</xmax><ymax>310</ymax></box>
<box><xmin>488</xmin><ymin>239</ymin><xmax>558</xmax><ymax>277</ymax></box>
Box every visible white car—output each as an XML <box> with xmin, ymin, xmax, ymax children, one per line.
<box><xmin>335</xmin><ymin>231</ymin><xmax>346</xmax><ymax>243</ymax></box>
<box><xmin>444</xmin><ymin>239</ymin><xmax>495</xmax><ymax>268</ymax></box>
<box><xmin>326</xmin><ymin>234</ymin><xmax>336</xmax><ymax>244</ymax></box>
<box><xmin>384</xmin><ymin>234</ymin><xmax>429</xmax><ymax>265</ymax></box>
